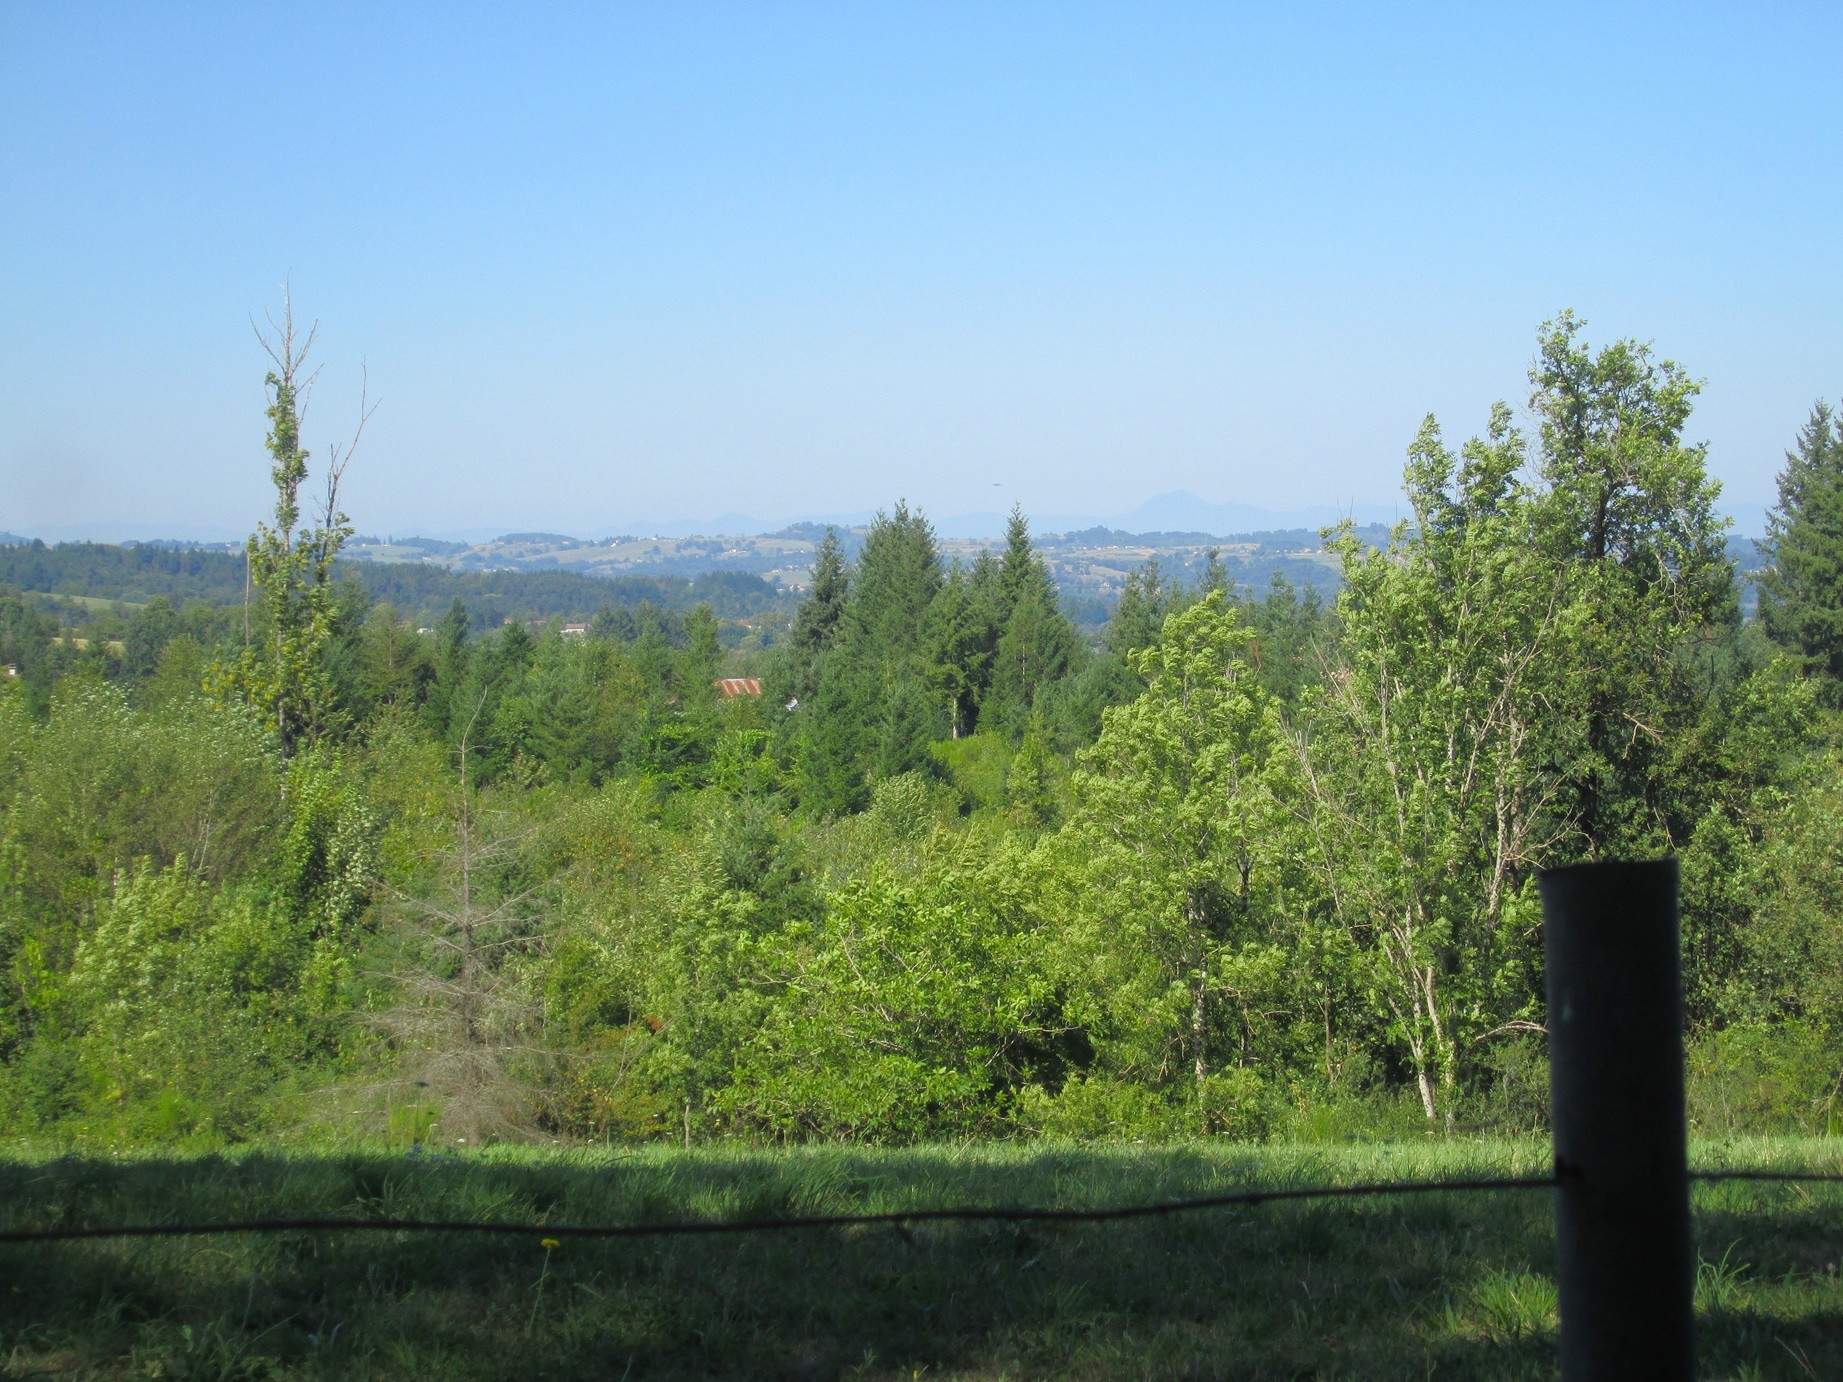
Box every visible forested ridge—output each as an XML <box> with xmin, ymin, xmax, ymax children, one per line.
<box><xmin>0</xmin><ymin>540</ymin><xmax>784</xmax><ymax>630</ymax></box>
<box><xmin>4</xmin><ymin>313</ymin><xmax>1843</xmax><ymax>1149</ymax></box>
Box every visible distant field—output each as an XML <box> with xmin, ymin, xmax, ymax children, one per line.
<box><xmin>3</xmin><ymin>1138</ymin><xmax>1839</xmax><ymax>1379</ymax></box>
<box><xmin>340</xmin><ymin>525</ymin><xmax>1367</xmax><ymax>605</ymax></box>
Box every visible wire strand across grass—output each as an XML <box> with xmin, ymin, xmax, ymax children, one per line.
<box><xmin>6</xmin><ymin>1161</ymin><xmax>1841</xmax><ymax>1247</ymax></box>
<box><xmin>0</xmin><ymin>1173</ymin><xmax>1559</xmax><ymax>1243</ymax></box>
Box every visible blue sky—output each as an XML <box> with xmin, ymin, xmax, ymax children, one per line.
<box><xmin>2</xmin><ymin>3</ymin><xmax>1839</xmax><ymax>539</ymax></box>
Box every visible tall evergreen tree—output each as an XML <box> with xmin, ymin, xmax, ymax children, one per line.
<box><xmin>995</xmin><ymin>506</ymin><xmax>1042</xmax><ymax>624</ymax></box>
<box><xmin>779</xmin><ymin>528</ymin><xmax>849</xmax><ymax>707</ymax></box>
<box><xmin>926</xmin><ymin>560</ymin><xmax>995</xmax><ymax>738</ymax></box>
<box><xmin>845</xmin><ymin>502</ymin><xmax>944</xmax><ymax>658</ymax></box>
<box><xmin>799</xmin><ymin>504</ymin><xmax>945</xmax><ymax>812</ymax></box>
<box><xmin>1199</xmin><ymin>546</ymin><xmax>1230</xmax><ymax>597</ymax></box>
<box><xmin>1759</xmin><ymin>401</ymin><xmax>1843</xmax><ymax>698</ymax></box>
<box><xmin>1240</xmin><ymin>573</ymin><xmax>1328</xmax><ymax>706</ymax></box>
<box><xmin>1107</xmin><ymin>559</ymin><xmax>1173</xmax><ymax>661</ymax></box>
<box><xmin>983</xmin><ymin>508</ymin><xmax>1079</xmax><ymax>737</ymax></box>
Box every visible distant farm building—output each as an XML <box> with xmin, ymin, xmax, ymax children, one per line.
<box><xmin>561</xmin><ymin>622</ymin><xmax>590</xmax><ymax>637</ymax></box>
<box><xmin>714</xmin><ymin>678</ymin><xmax>763</xmax><ymax>699</ymax></box>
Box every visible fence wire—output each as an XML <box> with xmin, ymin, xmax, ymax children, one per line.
<box><xmin>2</xmin><ymin>1167</ymin><xmax>1837</xmax><ymax>1246</ymax></box>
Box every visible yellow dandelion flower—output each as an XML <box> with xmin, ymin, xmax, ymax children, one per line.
<box><xmin>540</xmin><ymin>1237</ymin><xmax>561</xmax><ymax>1250</ymax></box>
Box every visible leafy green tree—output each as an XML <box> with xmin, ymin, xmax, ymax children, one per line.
<box><xmin>1304</xmin><ymin>409</ymin><xmax>1557</xmax><ymax>1122</ymax></box>
<box><xmin>1758</xmin><ymin>401</ymin><xmax>1843</xmax><ymax>698</ymax></box>
<box><xmin>1529</xmin><ymin>311</ymin><xmax>1734</xmax><ymax>856</ymax></box>
<box><xmin>217</xmin><ymin>296</ymin><xmax>375</xmax><ymax>759</ymax></box>
<box><xmin>715</xmin><ymin>856</ymin><xmax>1069</xmax><ymax>1140</ymax></box>
<box><xmin>1059</xmin><ymin>593</ymin><xmax>1295</xmax><ymax>1099</ymax></box>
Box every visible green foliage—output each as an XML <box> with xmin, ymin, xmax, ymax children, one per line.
<box><xmin>716</xmin><ymin>859</ymin><xmax>1071</xmax><ymax>1140</ymax></box>
<box><xmin>930</xmin><ymin>730</ymin><xmax>1010</xmax><ymax>811</ymax></box>
<box><xmin>214</xmin><ymin>304</ymin><xmax>356</xmax><ymax>758</ymax></box>
<box><xmin>1759</xmin><ymin>400</ymin><xmax>1843</xmax><ymax>699</ymax></box>
<box><xmin>6</xmin><ymin>315</ymin><xmax>1843</xmax><ymax>1157</ymax></box>
<box><xmin>1058</xmin><ymin>594</ymin><xmax>1299</xmax><ymax>1100</ymax></box>
<box><xmin>1688</xmin><ymin>1020</ymin><xmax>1843</xmax><ymax>1138</ymax></box>
<box><xmin>1529</xmin><ymin>310</ymin><xmax>1737</xmax><ymax>856</ymax></box>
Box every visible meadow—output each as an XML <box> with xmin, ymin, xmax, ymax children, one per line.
<box><xmin>3</xmin><ymin>1137</ymin><xmax>1842</xmax><ymax>1379</ymax></box>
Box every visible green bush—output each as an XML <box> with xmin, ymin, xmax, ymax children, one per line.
<box><xmin>1017</xmin><ymin>1075</ymin><xmax>1185</xmax><ymax>1140</ymax></box>
<box><xmin>1199</xmin><ymin>1067</ymin><xmax>1273</xmax><ymax>1139</ymax></box>
<box><xmin>930</xmin><ymin>733</ymin><xmax>1010</xmax><ymax>813</ymax></box>
<box><xmin>1688</xmin><ymin>1020</ymin><xmax>1843</xmax><ymax>1136</ymax></box>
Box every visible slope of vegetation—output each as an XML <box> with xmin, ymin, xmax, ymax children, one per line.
<box><xmin>5</xmin><ymin>311</ymin><xmax>1843</xmax><ymax>1371</ymax></box>
<box><xmin>4</xmin><ymin>313</ymin><xmax>1843</xmax><ymax>1153</ymax></box>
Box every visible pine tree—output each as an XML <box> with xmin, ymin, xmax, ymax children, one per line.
<box><xmin>995</xmin><ymin>505</ymin><xmax>1041</xmax><ymax>625</ymax></box>
<box><xmin>680</xmin><ymin>605</ymin><xmax>722</xmax><ymax>700</ymax></box>
<box><xmin>781</xmin><ymin>528</ymin><xmax>849</xmax><ymax>707</ymax></box>
<box><xmin>1106</xmin><ymin>559</ymin><xmax>1172</xmax><ymax>660</ymax></box>
<box><xmin>845</xmin><ymin>502</ymin><xmax>943</xmax><ymax>658</ymax></box>
<box><xmin>1759</xmin><ymin>401</ymin><xmax>1843</xmax><ymax>697</ymax></box>
<box><xmin>796</xmin><ymin>503</ymin><xmax>945</xmax><ymax>812</ymax></box>
<box><xmin>981</xmin><ymin>507</ymin><xmax>1079</xmax><ymax>737</ymax></box>
<box><xmin>425</xmin><ymin>598</ymin><xmax>471</xmax><ymax>739</ymax></box>
<box><xmin>1199</xmin><ymin>546</ymin><xmax>1230</xmax><ymax>597</ymax></box>
<box><xmin>925</xmin><ymin>562</ymin><xmax>984</xmax><ymax>737</ymax></box>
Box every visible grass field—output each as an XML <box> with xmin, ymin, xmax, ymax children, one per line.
<box><xmin>2</xmin><ymin>1138</ymin><xmax>1840</xmax><ymax>1379</ymax></box>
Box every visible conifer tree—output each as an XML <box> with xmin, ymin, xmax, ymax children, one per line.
<box><xmin>995</xmin><ymin>506</ymin><xmax>1041</xmax><ymax>624</ymax></box>
<box><xmin>1199</xmin><ymin>546</ymin><xmax>1230</xmax><ymax>596</ymax></box>
<box><xmin>798</xmin><ymin>504</ymin><xmax>944</xmax><ymax>812</ymax></box>
<box><xmin>1759</xmin><ymin>401</ymin><xmax>1843</xmax><ymax>697</ymax></box>
<box><xmin>1106</xmin><ymin>558</ymin><xmax>1173</xmax><ymax>660</ymax></box>
<box><xmin>925</xmin><ymin>561</ymin><xmax>987</xmax><ymax>737</ymax></box>
<box><xmin>780</xmin><ymin>528</ymin><xmax>848</xmax><ymax>707</ymax></box>
<box><xmin>984</xmin><ymin>508</ymin><xmax>1079</xmax><ymax>737</ymax></box>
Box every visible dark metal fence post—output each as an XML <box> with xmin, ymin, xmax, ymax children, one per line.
<box><xmin>1539</xmin><ymin>858</ymin><xmax>1694</xmax><ymax>1379</ymax></box>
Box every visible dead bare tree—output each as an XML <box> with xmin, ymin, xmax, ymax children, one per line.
<box><xmin>368</xmin><ymin>703</ymin><xmax>551</xmax><ymax>1144</ymax></box>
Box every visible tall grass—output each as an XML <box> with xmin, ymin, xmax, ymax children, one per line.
<box><xmin>1</xmin><ymin>1138</ymin><xmax>1839</xmax><ymax>1378</ymax></box>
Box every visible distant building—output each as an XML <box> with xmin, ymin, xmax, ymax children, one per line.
<box><xmin>714</xmin><ymin>677</ymin><xmax>763</xmax><ymax>699</ymax></box>
<box><xmin>561</xmin><ymin>622</ymin><xmax>590</xmax><ymax>637</ymax></box>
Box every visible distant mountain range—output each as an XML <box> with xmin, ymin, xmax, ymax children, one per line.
<box><xmin>3</xmin><ymin>490</ymin><xmax>1773</xmax><ymax>548</ymax></box>
<box><xmin>599</xmin><ymin>493</ymin><xmax>1409</xmax><ymax>542</ymax></box>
